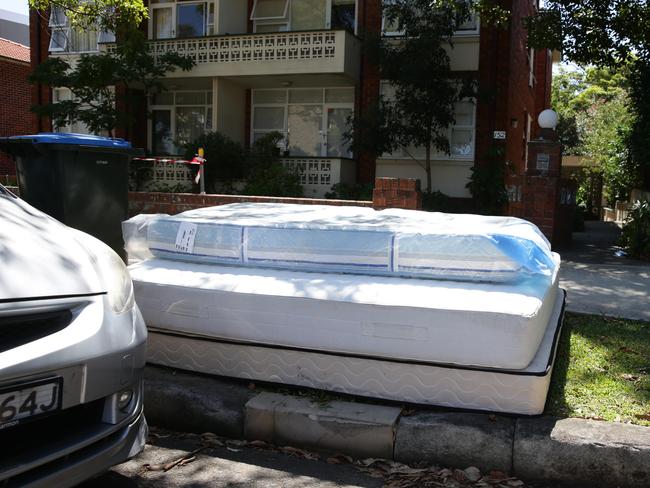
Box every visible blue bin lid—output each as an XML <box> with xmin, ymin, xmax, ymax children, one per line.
<box><xmin>6</xmin><ymin>133</ymin><xmax>133</xmax><ymax>148</ymax></box>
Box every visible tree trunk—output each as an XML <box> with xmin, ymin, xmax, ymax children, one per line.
<box><xmin>425</xmin><ymin>144</ymin><xmax>432</xmax><ymax>193</ymax></box>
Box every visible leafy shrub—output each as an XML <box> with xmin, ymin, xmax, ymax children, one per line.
<box><xmin>242</xmin><ymin>132</ymin><xmax>304</xmax><ymax>197</ymax></box>
<box><xmin>422</xmin><ymin>190</ymin><xmax>451</xmax><ymax>212</ymax></box>
<box><xmin>183</xmin><ymin>132</ymin><xmax>247</xmax><ymax>193</ymax></box>
<box><xmin>325</xmin><ymin>183</ymin><xmax>373</xmax><ymax>201</ymax></box>
<box><xmin>620</xmin><ymin>200</ymin><xmax>650</xmax><ymax>260</ymax></box>
<box><xmin>465</xmin><ymin>161</ymin><xmax>508</xmax><ymax>215</ymax></box>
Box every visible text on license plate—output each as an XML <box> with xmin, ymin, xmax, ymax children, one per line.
<box><xmin>0</xmin><ymin>379</ymin><xmax>61</xmax><ymax>430</ymax></box>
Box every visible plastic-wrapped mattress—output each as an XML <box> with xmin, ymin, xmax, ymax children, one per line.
<box><xmin>125</xmin><ymin>202</ymin><xmax>565</xmax><ymax>414</ymax></box>
<box><xmin>123</xmin><ymin>203</ymin><xmax>557</xmax><ymax>283</ymax></box>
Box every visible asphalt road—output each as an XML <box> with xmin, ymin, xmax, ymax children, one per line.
<box><xmin>78</xmin><ymin>429</ymin><xmax>573</xmax><ymax>488</ymax></box>
<box><xmin>80</xmin><ymin>432</ymin><xmax>383</xmax><ymax>488</ymax></box>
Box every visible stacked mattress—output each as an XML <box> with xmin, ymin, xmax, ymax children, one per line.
<box><xmin>125</xmin><ymin>203</ymin><xmax>565</xmax><ymax>415</ymax></box>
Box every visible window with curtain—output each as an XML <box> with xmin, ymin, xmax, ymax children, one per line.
<box><xmin>49</xmin><ymin>7</ymin><xmax>103</xmax><ymax>52</ymax></box>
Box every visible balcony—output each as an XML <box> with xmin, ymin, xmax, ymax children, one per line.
<box><xmin>106</xmin><ymin>30</ymin><xmax>361</xmax><ymax>81</ymax></box>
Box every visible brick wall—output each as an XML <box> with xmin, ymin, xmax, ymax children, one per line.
<box><xmin>372</xmin><ymin>177</ymin><xmax>422</xmax><ymax>210</ymax></box>
<box><xmin>475</xmin><ymin>0</ymin><xmax>549</xmax><ymax>176</ymax></box>
<box><xmin>128</xmin><ymin>191</ymin><xmax>374</xmax><ymax>216</ymax></box>
<box><xmin>127</xmin><ymin>176</ymin><xmax>421</xmax><ymax>215</ymax></box>
<box><xmin>0</xmin><ymin>57</ymin><xmax>32</xmax><ymax>176</ymax></box>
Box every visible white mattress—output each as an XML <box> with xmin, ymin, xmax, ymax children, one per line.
<box><xmin>130</xmin><ymin>256</ymin><xmax>560</xmax><ymax>370</ymax></box>
<box><xmin>146</xmin><ymin>290</ymin><xmax>566</xmax><ymax>415</ymax></box>
<box><xmin>123</xmin><ymin>203</ymin><xmax>558</xmax><ymax>283</ymax></box>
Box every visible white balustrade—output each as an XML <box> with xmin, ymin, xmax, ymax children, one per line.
<box><xmin>104</xmin><ymin>30</ymin><xmax>359</xmax><ymax>79</ymax></box>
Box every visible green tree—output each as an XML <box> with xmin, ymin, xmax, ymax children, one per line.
<box><xmin>527</xmin><ymin>1</ymin><xmax>650</xmax><ymax>192</ymax></box>
<box><xmin>582</xmin><ymin>90</ymin><xmax>634</xmax><ymax>205</ymax></box>
<box><xmin>526</xmin><ymin>1</ymin><xmax>650</xmax><ymax>68</ymax></box>
<box><xmin>29</xmin><ymin>30</ymin><xmax>194</xmax><ymax>137</ymax></box>
<box><xmin>348</xmin><ymin>0</ymin><xmax>507</xmax><ymax>194</ymax></box>
<box><xmin>628</xmin><ymin>61</ymin><xmax>650</xmax><ymax>189</ymax></box>
<box><xmin>29</xmin><ymin>0</ymin><xmax>147</xmax><ymax>32</ymax></box>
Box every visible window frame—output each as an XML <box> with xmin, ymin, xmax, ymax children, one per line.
<box><xmin>381</xmin><ymin>0</ymin><xmax>480</xmax><ymax>37</ymax></box>
<box><xmin>252</xmin><ymin>0</ymin><xmax>359</xmax><ymax>34</ymax></box>
<box><xmin>378</xmin><ymin>80</ymin><xmax>477</xmax><ymax>162</ymax></box>
<box><xmin>148</xmin><ymin>0</ymin><xmax>215</xmax><ymax>39</ymax></box>
<box><xmin>250</xmin><ymin>0</ymin><xmax>290</xmax><ymax>21</ymax></box>
<box><xmin>148</xmin><ymin>89</ymin><xmax>213</xmax><ymax>155</ymax></box>
<box><xmin>48</xmin><ymin>7</ymin><xmax>103</xmax><ymax>53</ymax></box>
<box><xmin>250</xmin><ymin>87</ymin><xmax>355</xmax><ymax>157</ymax></box>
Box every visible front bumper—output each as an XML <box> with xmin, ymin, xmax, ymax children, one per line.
<box><xmin>0</xmin><ymin>295</ymin><xmax>148</xmax><ymax>486</ymax></box>
<box><xmin>3</xmin><ymin>398</ymin><xmax>147</xmax><ymax>488</ymax></box>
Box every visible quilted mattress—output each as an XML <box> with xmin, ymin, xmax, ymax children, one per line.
<box><xmin>129</xmin><ymin>256</ymin><xmax>560</xmax><ymax>371</ymax></box>
<box><xmin>145</xmin><ymin>288</ymin><xmax>566</xmax><ymax>415</ymax></box>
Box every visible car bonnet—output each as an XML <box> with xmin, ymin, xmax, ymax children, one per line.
<box><xmin>0</xmin><ymin>192</ymin><xmax>105</xmax><ymax>302</ymax></box>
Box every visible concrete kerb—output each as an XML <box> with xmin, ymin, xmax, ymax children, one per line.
<box><xmin>144</xmin><ymin>365</ymin><xmax>650</xmax><ymax>487</ymax></box>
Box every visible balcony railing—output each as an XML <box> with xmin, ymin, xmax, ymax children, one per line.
<box><xmin>281</xmin><ymin>157</ymin><xmax>356</xmax><ymax>198</ymax></box>
<box><xmin>105</xmin><ymin>30</ymin><xmax>360</xmax><ymax>80</ymax></box>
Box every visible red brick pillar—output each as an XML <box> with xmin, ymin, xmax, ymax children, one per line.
<box><xmin>516</xmin><ymin>129</ymin><xmax>573</xmax><ymax>247</ymax></box>
<box><xmin>372</xmin><ymin>177</ymin><xmax>422</xmax><ymax>210</ymax></box>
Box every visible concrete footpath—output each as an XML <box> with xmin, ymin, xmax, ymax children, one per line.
<box><xmin>144</xmin><ymin>366</ymin><xmax>650</xmax><ymax>488</ymax></box>
<box><xmin>558</xmin><ymin>221</ymin><xmax>650</xmax><ymax>321</ymax></box>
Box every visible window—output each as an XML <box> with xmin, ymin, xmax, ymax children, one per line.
<box><xmin>252</xmin><ymin>0</ymin><xmax>357</xmax><ymax>33</ymax></box>
<box><xmin>52</xmin><ymin>88</ymin><xmax>95</xmax><ymax>135</ymax></box>
<box><xmin>251</xmin><ymin>0</ymin><xmax>290</xmax><ymax>31</ymax></box>
<box><xmin>251</xmin><ymin>87</ymin><xmax>354</xmax><ymax>157</ymax></box>
<box><xmin>331</xmin><ymin>0</ymin><xmax>356</xmax><ymax>32</ymax></box>
<box><xmin>177</xmin><ymin>3</ymin><xmax>206</xmax><ymax>37</ymax></box>
<box><xmin>528</xmin><ymin>47</ymin><xmax>536</xmax><ymax>87</ymax></box>
<box><xmin>381</xmin><ymin>0</ymin><xmax>479</xmax><ymax>36</ymax></box>
<box><xmin>149</xmin><ymin>90</ymin><xmax>213</xmax><ymax>155</ymax></box>
<box><xmin>380</xmin><ymin>81</ymin><xmax>476</xmax><ymax>161</ymax></box>
<box><xmin>381</xmin><ymin>0</ymin><xmax>403</xmax><ymax>36</ymax></box>
<box><xmin>150</xmin><ymin>1</ymin><xmax>215</xmax><ymax>40</ymax></box>
<box><xmin>49</xmin><ymin>7</ymin><xmax>103</xmax><ymax>53</ymax></box>
<box><xmin>291</xmin><ymin>0</ymin><xmax>327</xmax><ymax>31</ymax></box>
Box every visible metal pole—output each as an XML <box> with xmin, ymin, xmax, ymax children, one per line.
<box><xmin>198</xmin><ymin>147</ymin><xmax>206</xmax><ymax>194</ymax></box>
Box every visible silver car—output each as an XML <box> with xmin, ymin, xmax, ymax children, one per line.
<box><xmin>0</xmin><ymin>184</ymin><xmax>147</xmax><ymax>487</ymax></box>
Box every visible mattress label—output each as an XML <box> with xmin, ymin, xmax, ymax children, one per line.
<box><xmin>175</xmin><ymin>222</ymin><xmax>198</xmax><ymax>254</ymax></box>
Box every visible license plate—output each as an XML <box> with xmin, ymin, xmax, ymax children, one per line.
<box><xmin>0</xmin><ymin>378</ymin><xmax>62</xmax><ymax>430</ymax></box>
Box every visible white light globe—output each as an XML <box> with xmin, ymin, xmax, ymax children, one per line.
<box><xmin>538</xmin><ymin>109</ymin><xmax>559</xmax><ymax>130</ymax></box>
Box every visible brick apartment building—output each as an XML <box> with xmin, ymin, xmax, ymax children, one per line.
<box><xmin>29</xmin><ymin>0</ymin><xmax>553</xmax><ymax>198</ymax></box>
<box><xmin>0</xmin><ymin>38</ymin><xmax>32</xmax><ymax>178</ymax></box>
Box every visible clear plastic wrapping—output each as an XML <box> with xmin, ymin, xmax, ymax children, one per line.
<box><xmin>122</xmin><ymin>203</ymin><xmax>558</xmax><ymax>283</ymax></box>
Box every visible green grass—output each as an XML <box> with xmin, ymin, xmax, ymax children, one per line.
<box><xmin>546</xmin><ymin>313</ymin><xmax>650</xmax><ymax>426</ymax></box>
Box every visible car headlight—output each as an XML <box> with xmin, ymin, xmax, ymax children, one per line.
<box><xmin>92</xmin><ymin>244</ymin><xmax>135</xmax><ymax>314</ymax></box>
<box><xmin>71</xmin><ymin>229</ymin><xmax>135</xmax><ymax>314</ymax></box>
